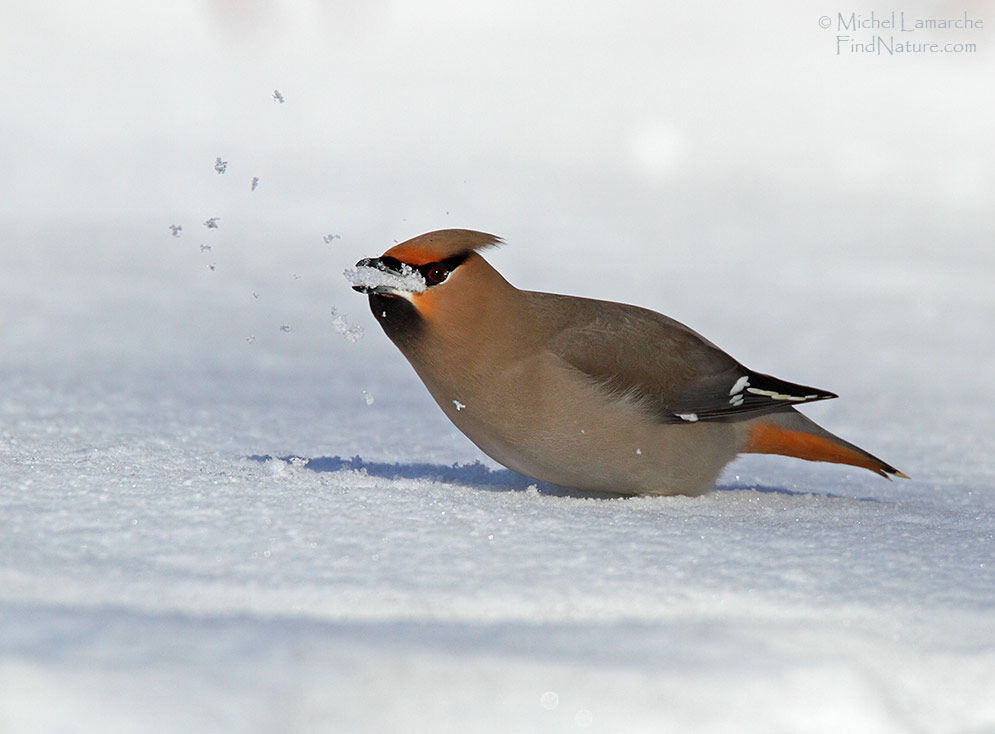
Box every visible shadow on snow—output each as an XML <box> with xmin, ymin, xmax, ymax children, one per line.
<box><xmin>248</xmin><ymin>453</ymin><xmax>607</xmax><ymax>498</ymax></box>
<box><xmin>247</xmin><ymin>454</ymin><xmax>875</xmax><ymax>501</ymax></box>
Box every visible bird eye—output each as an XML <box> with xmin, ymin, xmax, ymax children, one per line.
<box><xmin>426</xmin><ymin>266</ymin><xmax>448</xmax><ymax>285</ymax></box>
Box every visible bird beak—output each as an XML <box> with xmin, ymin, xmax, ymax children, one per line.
<box><xmin>351</xmin><ymin>257</ymin><xmax>396</xmax><ymax>294</ymax></box>
<box><xmin>347</xmin><ymin>256</ymin><xmax>427</xmax><ymax>297</ymax></box>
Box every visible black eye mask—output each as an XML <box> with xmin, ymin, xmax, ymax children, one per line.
<box><xmin>413</xmin><ymin>253</ymin><xmax>471</xmax><ymax>287</ymax></box>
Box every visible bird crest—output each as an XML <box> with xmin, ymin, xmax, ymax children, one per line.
<box><xmin>383</xmin><ymin>229</ymin><xmax>503</xmax><ymax>265</ymax></box>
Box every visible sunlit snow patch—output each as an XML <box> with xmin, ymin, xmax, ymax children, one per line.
<box><xmin>344</xmin><ymin>262</ymin><xmax>427</xmax><ymax>294</ymax></box>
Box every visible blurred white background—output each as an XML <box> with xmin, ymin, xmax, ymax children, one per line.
<box><xmin>2</xmin><ymin>0</ymin><xmax>992</xmax><ymax>382</ymax></box>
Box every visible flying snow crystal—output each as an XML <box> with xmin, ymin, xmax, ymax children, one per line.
<box><xmin>214</xmin><ymin>157</ymin><xmax>228</xmax><ymax>174</ymax></box>
<box><xmin>251</xmin><ymin>176</ymin><xmax>259</xmax><ymax>191</ymax></box>
<box><xmin>329</xmin><ymin>307</ymin><xmax>364</xmax><ymax>343</ymax></box>
<box><xmin>204</xmin><ymin>217</ymin><xmax>220</xmax><ymax>229</ymax></box>
<box><xmin>361</xmin><ymin>390</ymin><xmax>375</xmax><ymax>406</ymax></box>
<box><xmin>280</xmin><ymin>324</ymin><xmax>292</xmax><ymax>333</ymax></box>
<box><xmin>453</xmin><ymin>400</ymin><xmax>466</xmax><ymax>411</ymax></box>
<box><xmin>344</xmin><ymin>261</ymin><xmax>427</xmax><ymax>294</ymax></box>
<box><xmin>169</xmin><ymin>224</ymin><xmax>182</xmax><ymax>237</ymax></box>
<box><xmin>209</xmin><ymin>264</ymin><xmax>216</xmax><ymax>271</ymax></box>
<box><xmin>245</xmin><ymin>335</ymin><xmax>255</xmax><ymax>344</ymax></box>
<box><xmin>273</xmin><ymin>89</ymin><xmax>285</xmax><ymax>103</ymax></box>
<box><xmin>200</xmin><ymin>244</ymin><xmax>212</xmax><ymax>252</ymax></box>
<box><xmin>323</xmin><ymin>234</ymin><xmax>341</xmax><ymax>244</ymax></box>
<box><xmin>252</xmin><ymin>292</ymin><xmax>259</xmax><ymax>300</ymax></box>
<box><xmin>292</xmin><ymin>273</ymin><xmax>301</xmax><ymax>280</ymax></box>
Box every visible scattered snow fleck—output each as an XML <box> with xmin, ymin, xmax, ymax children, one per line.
<box><xmin>250</xmin><ymin>176</ymin><xmax>259</xmax><ymax>191</ymax></box>
<box><xmin>214</xmin><ymin>157</ymin><xmax>228</xmax><ymax>174</ymax></box>
<box><xmin>329</xmin><ymin>307</ymin><xmax>364</xmax><ymax>343</ymax></box>
<box><xmin>252</xmin><ymin>292</ymin><xmax>259</xmax><ymax>300</ymax></box>
<box><xmin>200</xmin><ymin>244</ymin><xmax>211</xmax><ymax>252</ymax></box>
<box><xmin>361</xmin><ymin>390</ymin><xmax>375</xmax><ymax>406</ymax></box>
<box><xmin>344</xmin><ymin>262</ymin><xmax>427</xmax><ymax>294</ymax></box>
<box><xmin>453</xmin><ymin>400</ymin><xmax>466</xmax><ymax>411</ymax></box>
<box><xmin>245</xmin><ymin>335</ymin><xmax>255</xmax><ymax>343</ymax></box>
<box><xmin>730</xmin><ymin>375</ymin><xmax>750</xmax><ymax>395</ymax></box>
<box><xmin>168</xmin><ymin>224</ymin><xmax>182</xmax><ymax>237</ymax></box>
<box><xmin>280</xmin><ymin>324</ymin><xmax>292</xmax><ymax>333</ymax></box>
<box><xmin>208</xmin><ymin>264</ymin><xmax>216</xmax><ymax>272</ymax></box>
<box><xmin>635</xmin><ymin>448</ymin><xmax>642</xmax><ymax>455</ymax></box>
<box><xmin>677</xmin><ymin>413</ymin><xmax>699</xmax><ymax>422</ymax></box>
<box><xmin>261</xmin><ymin>455</ymin><xmax>317</xmax><ymax>482</ymax></box>
<box><xmin>729</xmin><ymin>395</ymin><xmax>745</xmax><ymax>407</ymax></box>
<box><xmin>291</xmin><ymin>273</ymin><xmax>301</xmax><ymax>280</ymax></box>
<box><xmin>323</xmin><ymin>234</ymin><xmax>341</xmax><ymax>244</ymax></box>
<box><xmin>203</xmin><ymin>217</ymin><xmax>220</xmax><ymax>229</ymax></box>
<box><xmin>272</xmin><ymin>89</ymin><xmax>285</xmax><ymax>103</ymax></box>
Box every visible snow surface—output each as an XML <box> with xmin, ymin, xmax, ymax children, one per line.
<box><xmin>2</xmin><ymin>1</ymin><xmax>994</xmax><ymax>732</ymax></box>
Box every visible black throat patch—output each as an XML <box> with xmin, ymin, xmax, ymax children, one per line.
<box><xmin>368</xmin><ymin>293</ymin><xmax>423</xmax><ymax>347</ymax></box>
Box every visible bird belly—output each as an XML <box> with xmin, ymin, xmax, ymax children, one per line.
<box><xmin>416</xmin><ymin>354</ymin><xmax>739</xmax><ymax>496</ymax></box>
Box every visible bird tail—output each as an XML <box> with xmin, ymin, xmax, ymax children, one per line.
<box><xmin>741</xmin><ymin>409</ymin><xmax>907</xmax><ymax>479</ymax></box>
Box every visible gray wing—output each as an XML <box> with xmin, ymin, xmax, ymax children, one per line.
<box><xmin>534</xmin><ymin>293</ymin><xmax>835</xmax><ymax>424</ymax></box>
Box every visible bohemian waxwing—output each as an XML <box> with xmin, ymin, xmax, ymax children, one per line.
<box><xmin>350</xmin><ymin>229</ymin><xmax>905</xmax><ymax>496</ymax></box>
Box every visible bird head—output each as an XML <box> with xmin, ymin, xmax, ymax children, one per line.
<box><xmin>348</xmin><ymin>229</ymin><xmax>505</xmax><ymax>336</ymax></box>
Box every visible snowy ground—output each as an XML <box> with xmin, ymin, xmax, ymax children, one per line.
<box><xmin>2</xmin><ymin>2</ymin><xmax>994</xmax><ymax>732</ymax></box>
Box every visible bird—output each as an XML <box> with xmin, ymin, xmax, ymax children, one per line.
<box><xmin>349</xmin><ymin>229</ymin><xmax>906</xmax><ymax>496</ymax></box>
